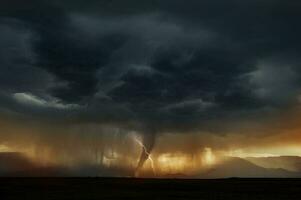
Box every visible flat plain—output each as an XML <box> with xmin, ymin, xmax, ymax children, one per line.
<box><xmin>1</xmin><ymin>178</ymin><xmax>301</xmax><ymax>200</ymax></box>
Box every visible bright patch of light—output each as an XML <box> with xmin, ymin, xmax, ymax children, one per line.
<box><xmin>202</xmin><ymin>147</ymin><xmax>216</xmax><ymax>165</ymax></box>
<box><xmin>157</xmin><ymin>153</ymin><xmax>190</xmax><ymax>174</ymax></box>
<box><xmin>0</xmin><ymin>145</ymin><xmax>11</xmax><ymax>152</ymax></box>
<box><xmin>13</xmin><ymin>93</ymin><xmax>79</xmax><ymax>109</ymax></box>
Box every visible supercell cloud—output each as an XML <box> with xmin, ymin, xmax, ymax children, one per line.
<box><xmin>0</xmin><ymin>0</ymin><xmax>301</xmax><ymax>176</ymax></box>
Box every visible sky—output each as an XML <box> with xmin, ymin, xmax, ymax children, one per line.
<box><xmin>0</xmin><ymin>0</ymin><xmax>301</xmax><ymax>177</ymax></box>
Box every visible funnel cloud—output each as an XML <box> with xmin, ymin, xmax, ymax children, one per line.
<box><xmin>135</xmin><ymin>132</ymin><xmax>156</xmax><ymax>174</ymax></box>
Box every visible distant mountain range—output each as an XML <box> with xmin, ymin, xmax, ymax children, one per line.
<box><xmin>0</xmin><ymin>152</ymin><xmax>132</xmax><ymax>177</ymax></box>
<box><xmin>0</xmin><ymin>152</ymin><xmax>35</xmax><ymax>175</ymax></box>
<box><xmin>246</xmin><ymin>156</ymin><xmax>301</xmax><ymax>172</ymax></box>
<box><xmin>1</xmin><ymin>152</ymin><xmax>301</xmax><ymax>178</ymax></box>
<box><xmin>198</xmin><ymin>157</ymin><xmax>301</xmax><ymax>178</ymax></box>
<box><xmin>0</xmin><ymin>152</ymin><xmax>63</xmax><ymax>177</ymax></box>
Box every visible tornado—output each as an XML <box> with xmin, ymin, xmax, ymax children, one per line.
<box><xmin>135</xmin><ymin>132</ymin><xmax>156</xmax><ymax>174</ymax></box>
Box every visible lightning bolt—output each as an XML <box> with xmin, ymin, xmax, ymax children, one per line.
<box><xmin>133</xmin><ymin>136</ymin><xmax>156</xmax><ymax>176</ymax></box>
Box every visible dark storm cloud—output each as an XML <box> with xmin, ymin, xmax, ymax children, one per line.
<box><xmin>0</xmin><ymin>0</ymin><xmax>301</xmax><ymax>132</ymax></box>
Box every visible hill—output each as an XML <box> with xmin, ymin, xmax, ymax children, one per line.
<box><xmin>198</xmin><ymin>157</ymin><xmax>301</xmax><ymax>178</ymax></box>
<box><xmin>246</xmin><ymin>156</ymin><xmax>301</xmax><ymax>172</ymax></box>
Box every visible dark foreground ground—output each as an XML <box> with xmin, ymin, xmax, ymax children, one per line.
<box><xmin>1</xmin><ymin>178</ymin><xmax>301</xmax><ymax>200</ymax></box>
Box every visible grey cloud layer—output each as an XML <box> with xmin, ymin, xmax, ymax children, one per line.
<box><xmin>0</xmin><ymin>0</ymin><xmax>301</xmax><ymax>132</ymax></box>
